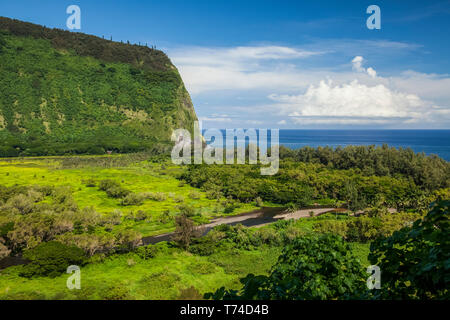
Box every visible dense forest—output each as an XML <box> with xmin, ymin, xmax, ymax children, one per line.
<box><xmin>0</xmin><ymin>17</ymin><xmax>197</xmax><ymax>157</ymax></box>
<box><xmin>181</xmin><ymin>145</ymin><xmax>450</xmax><ymax>211</ymax></box>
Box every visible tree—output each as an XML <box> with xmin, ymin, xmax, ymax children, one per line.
<box><xmin>368</xmin><ymin>200</ymin><xmax>449</xmax><ymax>299</ymax></box>
<box><xmin>171</xmin><ymin>214</ymin><xmax>200</xmax><ymax>249</ymax></box>
<box><xmin>206</xmin><ymin>234</ymin><xmax>366</xmax><ymax>300</ymax></box>
<box><xmin>0</xmin><ymin>238</ymin><xmax>11</xmax><ymax>259</ymax></box>
<box><xmin>20</xmin><ymin>241</ymin><xmax>86</xmax><ymax>278</ymax></box>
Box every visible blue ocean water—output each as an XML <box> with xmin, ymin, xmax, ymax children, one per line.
<box><xmin>279</xmin><ymin>130</ymin><xmax>450</xmax><ymax>161</ymax></box>
<box><xmin>204</xmin><ymin>129</ymin><xmax>450</xmax><ymax>161</ymax></box>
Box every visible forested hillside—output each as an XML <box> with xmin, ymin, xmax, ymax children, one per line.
<box><xmin>0</xmin><ymin>17</ymin><xmax>198</xmax><ymax>156</ymax></box>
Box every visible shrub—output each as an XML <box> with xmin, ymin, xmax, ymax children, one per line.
<box><xmin>158</xmin><ymin>210</ymin><xmax>172</xmax><ymax>223</ymax></box>
<box><xmin>100</xmin><ymin>283</ymin><xmax>132</xmax><ymax>300</ymax></box>
<box><xmin>82</xmin><ymin>178</ymin><xmax>96</xmax><ymax>187</ymax></box>
<box><xmin>346</xmin><ymin>217</ymin><xmax>381</xmax><ymax>242</ymax></box>
<box><xmin>99</xmin><ymin>179</ymin><xmax>120</xmax><ymax>191</ymax></box>
<box><xmin>121</xmin><ymin>193</ymin><xmax>146</xmax><ymax>206</ymax></box>
<box><xmin>115</xmin><ymin>230</ymin><xmax>142</xmax><ymax>251</ymax></box>
<box><xmin>367</xmin><ymin>200</ymin><xmax>450</xmax><ymax>299</ymax></box>
<box><xmin>188</xmin><ymin>191</ymin><xmax>201</xmax><ymax>200</ymax></box>
<box><xmin>52</xmin><ymin>186</ymin><xmax>74</xmax><ymax>204</ymax></box>
<box><xmin>20</xmin><ymin>241</ymin><xmax>86</xmax><ymax>278</ymax></box>
<box><xmin>134</xmin><ymin>210</ymin><xmax>148</xmax><ymax>221</ymax></box>
<box><xmin>106</xmin><ymin>186</ymin><xmax>130</xmax><ymax>199</ymax></box>
<box><xmin>189</xmin><ymin>237</ymin><xmax>218</xmax><ymax>256</ymax></box>
<box><xmin>206</xmin><ymin>234</ymin><xmax>366</xmax><ymax>300</ymax></box>
<box><xmin>135</xmin><ymin>244</ymin><xmax>159</xmax><ymax>260</ymax></box>
<box><xmin>4</xmin><ymin>194</ymin><xmax>34</xmax><ymax>214</ymax></box>
<box><xmin>313</xmin><ymin>220</ymin><xmax>348</xmax><ymax>239</ymax></box>
<box><xmin>145</xmin><ymin>192</ymin><xmax>167</xmax><ymax>202</ymax></box>
<box><xmin>0</xmin><ymin>239</ymin><xmax>11</xmax><ymax>259</ymax></box>
<box><xmin>255</xmin><ymin>197</ymin><xmax>264</xmax><ymax>207</ymax></box>
<box><xmin>57</xmin><ymin>233</ymin><xmax>116</xmax><ymax>256</ymax></box>
<box><xmin>176</xmin><ymin>203</ymin><xmax>196</xmax><ymax>217</ymax></box>
<box><xmin>254</xmin><ymin>227</ymin><xmax>282</xmax><ymax>246</ymax></box>
<box><xmin>177</xmin><ymin>286</ymin><xmax>203</xmax><ymax>300</ymax></box>
<box><xmin>172</xmin><ymin>195</ymin><xmax>184</xmax><ymax>203</ymax></box>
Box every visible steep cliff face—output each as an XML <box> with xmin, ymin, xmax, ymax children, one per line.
<box><xmin>0</xmin><ymin>17</ymin><xmax>197</xmax><ymax>156</ymax></box>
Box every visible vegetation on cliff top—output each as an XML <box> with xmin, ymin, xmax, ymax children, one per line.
<box><xmin>0</xmin><ymin>17</ymin><xmax>197</xmax><ymax>157</ymax></box>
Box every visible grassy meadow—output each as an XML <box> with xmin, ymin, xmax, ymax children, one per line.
<box><xmin>0</xmin><ymin>155</ymin><xmax>258</xmax><ymax>236</ymax></box>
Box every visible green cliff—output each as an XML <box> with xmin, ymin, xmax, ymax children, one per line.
<box><xmin>0</xmin><ymin>17</ymin><xmax>197</xmax><ymax>156</ymax></box>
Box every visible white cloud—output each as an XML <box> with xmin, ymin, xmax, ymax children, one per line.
<box><xmin>367</xmin><ymin>67</ymin><xmax>377</xmax><ymax>78</ymax></box>
<box><xmin>169</xmin><ymin>45</ymin><xmax>325</xmax><ymax>94</ymax></box>
<box><xmin>351</xmin><ymin>56</ymin><xmax>365</xmax><ymax>72</ymax></box>
<box><xmin>198</xmin><ymin>116</ymin><xmax>232</xmax><ymax>122</ymax></box>
<box><xmin>269</xmin><ymin>79</ymin><xmax>436</xmax><ymax>125</ymax></box>
<box><xmin>168</xmin><ymin>43</ymin><xmax>450</xmax><ymax>128</ymax></box>
<box><xmin>352</xmin><ymin>56</ymin><xmax>377</xmax><ymax>78</ymax></box>
<box><xmin>245</xmin><ymin>120</ymin><xmax>264</xmax><ymax>125</ymax></box>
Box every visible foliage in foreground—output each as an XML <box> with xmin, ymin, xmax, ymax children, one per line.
<box><xmin>368</xmin><ymin>200</ymin><xmax>449</xmax><ymax>299</ymax></box>
<box><xmin>206</xmin><ymin>234</ymin><xmax>366</xmax><ymax>300</ymax></box>
<box><xmin>207</xmin><ymin>201</ymin><xmax>449</xmax><ymax>300</ymax></box>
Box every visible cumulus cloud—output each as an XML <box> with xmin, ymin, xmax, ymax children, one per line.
<box><xmin>168</xmin><ymin>43</ymin><xmax>449</xmax><ymax>128</ymax></box>
<box><xmin>351</xmin><ymin>56</ymin><xmax>365</xmax><ymax>72</ymax></box>
<box><xmin>352</xmin><ymin>56</ymin><xmax>377</xmax><ymax>78</ymax></box>
<box><xmin>269</xmin><ymin>79</ymin><xmax>436</xmax><ymax>125</ymax></box>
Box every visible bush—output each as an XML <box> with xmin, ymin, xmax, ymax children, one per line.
<box><xmin>106</xmin><ymin>186</ymin><xmax>130</xmax><ymax>199</ymax></box>
<box><xmin>4</xmin><ymin>194</ymin><xmax>34</xmax><ymax>214</ymax></box>
<box><xmin>134</xmin><ymin>210</ymin><xmax>148</xmax><ymax>221</ymax></box>
<box><xmin>176</xmin><ymin>203</ymin><xmax>196</xmax><ymax>217</ymax></box>
<box><xmin>135</xmin><ymin>244</ymin><xmax>159</xmax><ymax>260</ymax></box>
<box><xmin>367</xmin><ymin>200</ymin><xmax>450</xmax><ymax>299</ymax></box>
<box><xmin>189</xmin><ymin>237</ymin><xmax>218</xmax><ymax>256</ymax></box>
<box><xmin>99</xmin><ymin>179</ymin><xmax>120</xmax><ymax>191</ymax></box>
<box><xmin>313</xmin><ymin>220</ymin><xmax>348</xmax><ymax>239</ymax></box>
<box><xmin>253</xmin><ymin>227</ymin><xmax>282</xmax><ymax>246</ymax></box>
<box><xmin>346</xmin><ymin>217</ymin><xmax>381</xmax><ymax>242</ymax></box>
<box><xmin>145</xmin><ymin>192</ymin><xmax>167</xmax><ymax>202</ymax></box>
<box><xmin>188</xmin><ymin>191</ymin><xmax>201</xmax><ymax>200</ymax></box>
<box><xmin>177</xmin><ymin>286</ymin><xmax>203</xmax><ymax>300</ymax></box>
<box><xmin>0</xmin><ymin>240</ymin><xmax>11</xmax><ymax>259</ymax></box>
<box><xmin>82</xmin><ymin>178</ymin><xmax>96</xmax><ymax>187</ymax></box>
<box><xmin>20</xmin><ymin>241</ymin><xmax>86</xmax><ymax>278</ymax></box>
<box><xmin>172</xmin><ymin>194</ymin><xmax>184</xmax><ymax>203</ymax></box>
<box><xmin>206</xmin><ymin>234</ymin><xmax>366</xmax><ymax>300</ymax></box>
<box><xmin>121</xmin><ymin>193</ymin><xmax>146</xmax><ymax>206</ymax></box>
<box><xmin>100</xmin><ymin>283</ymin><xmax>132</xmax><ymax>300</ymax></box>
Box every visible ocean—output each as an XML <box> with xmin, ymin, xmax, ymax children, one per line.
<box><xmin>278</xmin><ymin>130</ymin><xmax>450</xmax><ymax>161</ymax></box>
<box><xmin>204</xmin><ymin>129</ymin><xmax>450</xmax><ymax>161</ymax></box>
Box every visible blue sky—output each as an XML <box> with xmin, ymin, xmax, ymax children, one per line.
<box><xmin>1</xmin><ymin>0</ymin><xmax>450</xmax><ymax>128</ymax></box>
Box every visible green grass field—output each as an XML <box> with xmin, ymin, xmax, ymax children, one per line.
<box><xmin>0</xmin><ymin>156</ymin><xmax>258</xmax><ymax>236</ymax></box>
<box><xmin>0</xmin><ymin>155</ymin><xmax>372</xmax><ymax>300</ymax></box>
<box><xmin>0</xmin><ymin>243</ymin><xmax>285</xmax><ymax>300</ymax></box>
